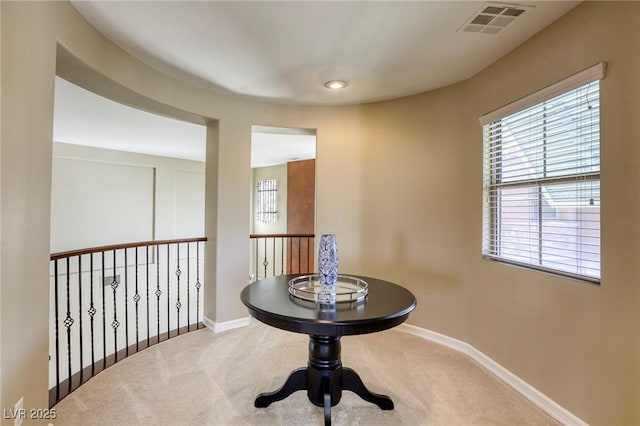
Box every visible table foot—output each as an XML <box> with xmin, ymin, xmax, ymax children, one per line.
<box><xmin>342</xmin><ymin>367</ymin><xmax>394</xmax><ymax>410</ymax></box>
<box><xmin>255</xmin><ymin>367</ymin><xmax>308</xmax><ymax>408</ymax></box>
<box><xmin>323</xmin><ymin>378</ymin><xmax>331</xmax><ymax>426</ymax></box>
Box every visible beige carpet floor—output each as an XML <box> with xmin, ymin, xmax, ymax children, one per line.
<box><xmin>54</xmin><ymin>320</ymin><xmax>559</xmax><ymax>426</ymax></box>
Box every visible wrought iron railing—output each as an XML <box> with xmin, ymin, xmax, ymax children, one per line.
<box><xmin>250</xmin><ymin>233</ymin><xmax>315</xmax><ymax>280</ymax></box>
<box><xmin>49</xmin><ymin>237</ymin><xmax>206</xmax><ymax>407</ymax></box>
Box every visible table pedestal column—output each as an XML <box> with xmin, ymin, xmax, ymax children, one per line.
<box><xmin>255</xmin><ymin>335</ymin><xmax>393</xmax><ymax>425</ymax></box>
<box><xmin>307</xmin><ymin>335</ymin><xmax>342</xmax><ymax>411</ymax></box>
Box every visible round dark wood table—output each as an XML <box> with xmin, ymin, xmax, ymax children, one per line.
<box><xmin>240</xmin><ymin>274</ymin><xmax>417</xmax><ymax>425</ymax></box>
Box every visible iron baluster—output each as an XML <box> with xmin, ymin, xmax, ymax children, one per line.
<box><xmin>196</xmin><ymin>242</ymin><xmax>201</xmax><ymax>329</ymax></box>
<box><xmin>263</xmin><ymin>238</ymin><xmax>268</xmax><ymax>278</ymax></box>
<box><xmin>134</xmin><ymin>247</ymin><xmax>140</xmax><ymax>352</ymax></box>
<box><xmin>187</xmin><ymin>243</ymin><xmax>190</xmax><ymax>331</ymax></box>
<box><xmin>78</xmin><ymin>255</ymin><xmax>83</xmax><ymax>385</ymax></box>
<box><xmin>176</xmin><ymin>243</ymin><xmax>181</xmax><ymax>335</ymax></box>
<box><xmin>124</xmin><ymin>248</ymin><xmax>129</xmax><ymax>357</ymax></box>
<box><xmin>146</xmin><ymin>245</ymin><xmax>150</xmax><ymax>348</ymax></box>
<box><xmin>156</xmin><ymin>244</ymin><xmax>161</xmax><ymax>343</ymax></box>
<box><xmin>111</xmin><ymin>249</ymin><xmax>119</xmax><ymax>363</ymax></box>
<box><xmin>298</xmin><ymin>237</ymin><xmax>301</xmax><ymax>274</ymax></box>
<box><xmin>249</xmin><ymin>234</ymin><xmax>315</xmax><ymax>276</ymax></box>
<box><xmin>65</xmin><ymin>257</ymin><xmax>73</xmax><ymax>393</ymax></box>
<box><xmin>289</xmin><ymin>237</ymin><xmax>292</xmax><ymax>274</ymax></box>
<box><xmin>54</xmin><ymin>259</ymin><xmax>60</xmax><ymax>402</ymax></box>
<box><xmin>89</xmin><ymin>253</ymin><xmax>95</xmax><ymax>376</ymax></box>
<box><xmin>48</xmin><ymin>237</ymin><xmax>206</xmax><ymax>406</ymax></box>
<box><xmin>101</xmin><ymin>252</ymin><xmax>106</xmax><ymax>369</ymax></box>
<box><xmin>307</xmin><ymin>237</ymin><xmax>311</xmax><ymax>273</ymax></box>
<box><xmin>167</xmin><ymin>244</ymin><xmax>170</xmax><ymax>338</ymax></box>
<box><xmin>281</xmin><ymin>237</ymin><xmax>285</xmax><ymax>275</ymax></box>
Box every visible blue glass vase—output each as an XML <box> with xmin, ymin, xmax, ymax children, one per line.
<box><xmin>318</xmin><ymin>234</ymin><xmax>338</xmax><ymax>302</ymax></box>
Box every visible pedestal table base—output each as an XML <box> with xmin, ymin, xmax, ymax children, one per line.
<box><xmin>254</xmin><ymin>335</ymin><xmax>393</xmax><ymax>425</ymax></box>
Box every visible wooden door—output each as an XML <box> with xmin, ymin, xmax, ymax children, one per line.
<box><xmin>287</xmin><ymin>159</ymin><xmax>315</xmax><ymax>274</ymax></box>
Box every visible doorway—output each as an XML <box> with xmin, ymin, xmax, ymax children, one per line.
<box><xmin>49</xmin><ymin>73</ymin><xmax>208</xmax><ymax>404</ymax></box>
<box><xmin>250</xmin><ymin>126</ymin><xmax>317</xmax><ymax>281</ymax></box>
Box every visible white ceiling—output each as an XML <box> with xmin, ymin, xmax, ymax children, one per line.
<box><xmin>70</xmin><ymin>1</ymin><xmax>579</xmax><ymax>106</ymax></box>
<box><xmin>251</xmin><ymin>126</ymin><xmax>316</xmax><ymax>168</ymax></box>
<box><xmin>53</xmin><ymin>76</ymin><xmax>207</xmax><ymax>161</ymax></box>
<box><xmin>54</xmin><ymin>77</ymin><xmax>315</xmax><ymax>166</ymax></box>
<box><xmin>56</xmin><ymin>1</ymin><xmax>579</xmax><ymax>163</ymax></box>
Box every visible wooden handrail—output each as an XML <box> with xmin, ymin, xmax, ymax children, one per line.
<box><xmin>249</xmin><ymin>233</ymin><xmax>315</xmax><ymax>239</ymax></box>
<box><xmin>49</xmin><ymin>235</ymin><xmax>207</xmax><ymax>406</ymax></box>
<box><xmin>50</xmin><ymin>237</ymin><xmax>207</xmax><ymax>261</ymax></box>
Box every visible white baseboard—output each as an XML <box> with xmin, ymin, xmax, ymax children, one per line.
<box><xmin>398</xmin><ymin>324</ymin><xmax>587</xmax><ymax>426</ymax></box>
<box><xmin>203</xmin><ymin>316</ymin><xmax>251</xmax><ymax>333</ymax></box>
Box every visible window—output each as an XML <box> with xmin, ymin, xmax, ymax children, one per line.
<box><xmin>256</xmin><ymin>178</ymin><xmax>278</xmax><ymax>224</ymax></box>
<box><xmin>481</xmin><ymin>64</ymin><xmax>605</xmax><ymax>283</ymax></box>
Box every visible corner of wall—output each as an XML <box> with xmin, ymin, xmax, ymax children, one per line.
<box><xmin>204</xmin><ymin>121</ymin><xmax>219</xmax><ymax>323</ymax></box>
<box><xmin>203</xmin><ymin>316</ymin><xmax>251</xmax><ymax>333</ymax></box>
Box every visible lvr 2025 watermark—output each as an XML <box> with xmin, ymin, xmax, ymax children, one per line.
<box><xmin>3</xmin><ymin>408</ymin><xmax>57</xmax><ymax>420</ymax></box>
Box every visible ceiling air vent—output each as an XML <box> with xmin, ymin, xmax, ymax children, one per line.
<box><xmin>458</xmin><ymin>3</ymin><xmax>533</xmax><ymax>35</ymax></box>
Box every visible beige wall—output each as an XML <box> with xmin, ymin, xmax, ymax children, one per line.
<box><xmin>2</xmin><ymin>2</ymin><xmax>58</xmax><ymax>422</ymax></box>
<box><xmin>1</xmin><ymin>1</ymin><xmax>638</xmax><ymax>425</ymax></box>
<box><xmin>251</xmin><ymin>164</ymin><xmax>288</xmax><ymax>235</ymax></box>
<box><xmin>462</xmin><ymin>5</ymin><xmax>639</xmax><ymax>423</ymax></box>
<box><xmin>51</xmin><ymin>142</ymin><xmax>205</xmax><ymax>252</ymax></box>
<box><xmin>203</xmin><ymin>121</ymin><xmax>219</xmax><ymax>329</ymax></box>
<box><xmin>250</xmin><ymin>164</ymin><xmax>289</xmax><ymax>280</ymax></box>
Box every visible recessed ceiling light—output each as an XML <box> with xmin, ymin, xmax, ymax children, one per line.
<box><xmin>325</xmin><ymin>80</ymin><xmax>348</xmax><ymax>90</ymax></box>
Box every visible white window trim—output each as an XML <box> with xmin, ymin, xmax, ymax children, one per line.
<box><xmin>479</xmin><ymin>63</ymin><xmax>606</xmax><ymax>126</ymax></box>
<box><xmin>481</xmin><ymin>63</ymin><xmax>605</xmax><ymax>284</ymax></box>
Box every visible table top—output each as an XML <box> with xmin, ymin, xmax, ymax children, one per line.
<box><xmin>240</xmin><ymin>274</ymin><xmax>417</xmax><ymax>337</ymax></box>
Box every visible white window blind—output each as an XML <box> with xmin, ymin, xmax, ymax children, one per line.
<box><xmin>481</xmin><ymin>64</ymin><xmax>604</xmax><ymax>283</ymax></box>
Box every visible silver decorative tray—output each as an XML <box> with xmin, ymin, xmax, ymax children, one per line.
<box><xmin>288</xmin><ymin>274</ymin><xmax>368</xmax><ymax>303</ymax></box>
